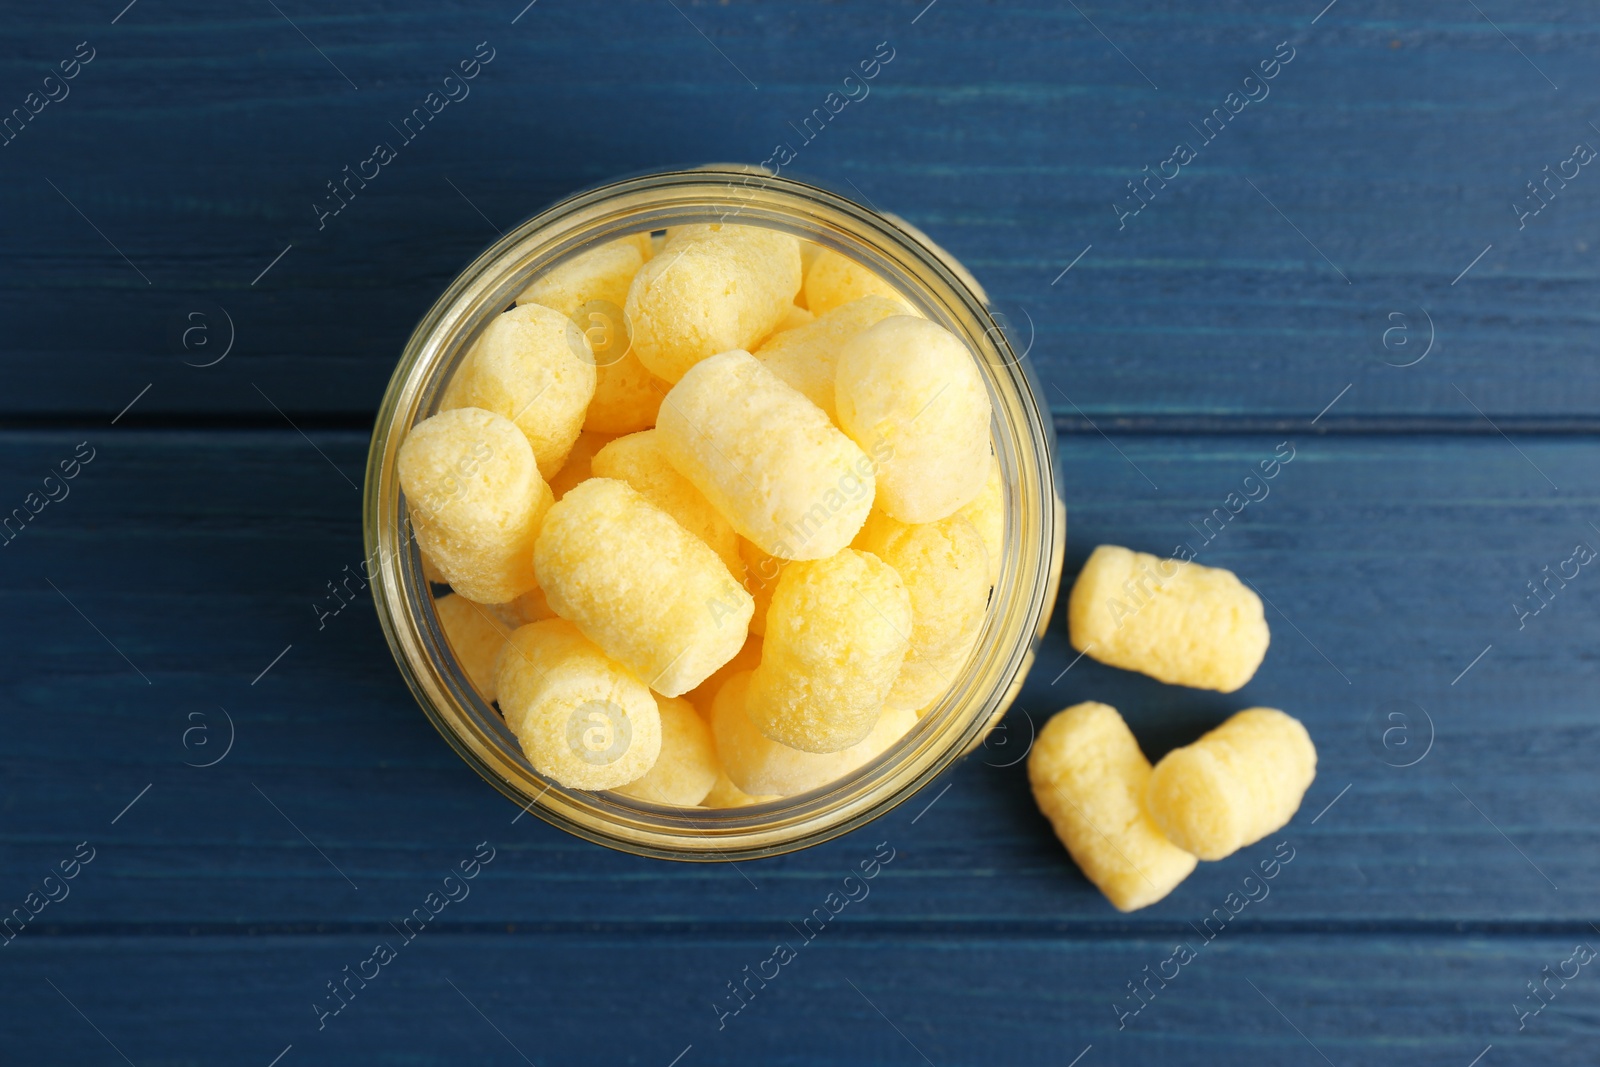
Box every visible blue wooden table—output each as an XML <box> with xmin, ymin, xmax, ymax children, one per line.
<box><xmin>3</xmin><ymin>2</ymin><xmax>1597</xmax><ymax>1064</ymax></box>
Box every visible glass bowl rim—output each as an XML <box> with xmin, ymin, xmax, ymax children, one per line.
<box><xmin>363</xmin><ymin>165</ymin><xmax>1064</xmax><ymax>861</ymax></box>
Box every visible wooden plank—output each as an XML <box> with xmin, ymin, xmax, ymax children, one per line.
<box><xmin>2</xmin><ymin>429</ymin><xmax>1595</xmax><ymax>931</ymax></box>
<box><xmin>0</xmin><ymin>2</ymin><xmax>1596</xmax><ymax>418</ymax></box>
<box><xmin>1</xmin><ymin>933</ymin><xmax>1585</xmax><ymax>1064</ymax></box>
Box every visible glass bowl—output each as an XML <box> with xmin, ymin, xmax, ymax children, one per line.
<box><xmin>364</xmin><ymin>166</ymin><xmax>1065</xmax><ymax>860</ymax></box>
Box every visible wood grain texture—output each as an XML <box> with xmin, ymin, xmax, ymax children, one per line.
<box><xmin>0</xmin><ymin>1</ymin><xmax>1596</xmax><ymax>419</ymax></box>
<box><xmin>2</xmin><ymin>432</ymin><xmax>1594</xmax><ymax>934</ymax></box>
<box><xmin>1</xmin><ymin>934</ymin><xmax>1586</xmax><ymax>1065</ymax></box>
<box><xmin>2</xmin><ymin>1</ymin><xmax>1597</xmax><ymax>1062</ymax></box>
